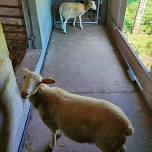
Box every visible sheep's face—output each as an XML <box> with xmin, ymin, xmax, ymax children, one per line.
<box><xmin>90</xmin><ymin>1</ymin><xmax>96</xmax><ymax>10</ymax></box>
<box><xmin>21</xmin><ymin>68</ymin><xmax>56</xmax><ymax>99</ymax></box>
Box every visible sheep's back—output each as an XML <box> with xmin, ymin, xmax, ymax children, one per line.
<box><xmin>60</xmin><ymin>2</ymin><xmax>85</xmax><ymax>18</ymax></box>
<box><xmin>53</xmin><ymin>89</ymin><xmax>133</xmax><ymax>139</ymax></box>
<box><xmin>38</xmin><ymin>85</ymin><xmax>133</xmax><ymax>140</ymax></box>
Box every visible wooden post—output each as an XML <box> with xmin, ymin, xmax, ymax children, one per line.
<box><xmin>0</xmin><ymin>22</ymin><xmax>23</xmax><ymax>152</ymax></box>
<box><xmin>150</xmin><ymin>66</ymin><xmax>152</xmax><ymax>77</ymax></box>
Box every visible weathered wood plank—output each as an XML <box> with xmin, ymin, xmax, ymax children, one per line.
<box><xmin>0</xmin><ymin>8</ymin><xmax>21</xmax><ymax>16</ymax></box>
<box><xmin>6</xmin><ymin>39</ymin><xmax>27</xmax><ymax>45</ymax></box>
<box><xmin>0</xmin><ymin>17</ymin><xmax>23</xmax><ymax>25</ymax></box>
<box><xmin>4</xmin><ymin>33</ymin><xmax>27</xmax><ymax>40</ymax></box>
<box><xmin>2</xmin><ymin>25</ymin><xmax>25</xmax><ymax>32</ymax></box>
<box><xmin>0</xmin><ymin>0</ymin><xmax>18</xmax><ymax>6</ymax></box>
<box><xmin>0</xmin><ymin>5</ymin><xmax>19</xmax><ymax>8</ymax></box>
<box><xmin>0</xmin><ymin>15</ymin><xmax>23</xmax><ymax>18</ymax></box>
<box><xmin>2</xmin><ymin>23</ymin><xmax>24</xmax><ymax>27</ymax></box>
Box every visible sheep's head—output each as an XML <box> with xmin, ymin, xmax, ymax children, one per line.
<box><xmin>90</xmin><ymin>1</ymin><xmax>96</xmax><ymax>10</ymax></box>
<box><xmin>86</xmin><ymin>1</ymin><xmax>96</xmax><ymax>10</ymax></box>
<box><xmin>21</xmin><ymin>68</ymin><xmax>56</xmax><ymax>99</ymax></box>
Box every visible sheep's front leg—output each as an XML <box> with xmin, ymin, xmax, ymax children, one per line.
<box><xmin>48</xmin><ymin>132</ymin><xmax>55</xmax><ymax>151</ymax></box>
<box><xmin>48</xmin><ymin>130</ymin><xmax>62</xmax><ymax>151</ymax></box>
<box><xmin>60</xmin><ymin>13</ymin><xmax>64</xmax><ymax>30</ymax></box>
<box><xmin>117</xmin><ymin>146</ymin><xmax>126</xmax><ymax>152</ymax></box>
<box><xmin>79</xmin><ymin>16</ymin><xmax>83</xmax><ymax>29</ymax></box>
<box><xmin>54</xmin><ymin>129</ymin><xmax>62</xmax><ymax>146</ymax></box>
<box><xmin>73</xmin><ymin>17</ymin><xmax>77</xmax><ymax>27</ymax></box>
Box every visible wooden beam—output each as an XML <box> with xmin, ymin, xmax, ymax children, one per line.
<box><xmin>2</xmin><ymin>23</ymin><xmax>24</xmax><ymax>27</ymax></box>
<box><xmin>4</xmin><ymin>33</ymin><xmax>27</xmax><ymax>39</ymax></box>
<box><xmin>0</xmin><ymin>5</ymin><xmax>19</xmax><ymax>8</ymax></box>
<box><xmin>8</xmin><ymin>44</ymin><xmax>27</xmax><ymax>48</ymax></box>
<box><xmin>0</xmin><ymin>18</ymin><xmax>23</xmax><ymax>25</ymax></box>
<box><xmin>0</xmin><ymin>15</ymin><xmax>23</xmax><ymax>19</ymax></box>
<box><xmin>3</xmin><ymin>30</ymin><xmax>26</xmax><ymax>34</ymax></box>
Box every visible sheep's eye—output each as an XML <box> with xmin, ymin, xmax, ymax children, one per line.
<box><xmin>24</xmin><ymin>76</ymin><xmax>25</xmax><ymax>79</ymax></box>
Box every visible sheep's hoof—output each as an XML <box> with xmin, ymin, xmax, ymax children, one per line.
<box><xmin>80</xmin><ymin>27</ymin><xmax>83</xmax><ymax>30</ymax></box>
<box><xmin>45</xmin><ymin>147</ymin><xmax>53</xmax><ymax>152</ymax></box>
<box><xmin>117</xmin><ymin>146</ymin><xmax>126</xmax><ymax>152</ymax></box>
<box><xmin>47</xmin><ymin>143</ymin><xmax>54</xmax><ymax>152</ymax></box>
<box><xmin>60</xmin><ymin>143</ymin><xmax>64</xmax><ymax>147</ymax></box>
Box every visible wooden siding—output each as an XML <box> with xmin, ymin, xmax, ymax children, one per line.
<box><xmin>0</xmin><ymin>0</ymin><xmax>28</xmax><ymax>67</ymax></box>
<box><xmin>0</xmin><ymin>1</ymin><xmax>27</xmax><ymax>50</ymax></box>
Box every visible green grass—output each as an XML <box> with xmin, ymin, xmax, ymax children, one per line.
<box><xmin>126</xmin><ymin>33</ymin><xmax>152</xmax><ymax>70</ymax></box>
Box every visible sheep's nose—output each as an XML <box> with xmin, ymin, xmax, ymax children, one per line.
<box><xmin>21</xmin><ymin>92</ymin><xmax>29</xmax><ymax>99</ymax></box>
<box><xmin>93</xmin><ymin>6</ymin><xmax>96</xmax><ymax>10</ymax></box>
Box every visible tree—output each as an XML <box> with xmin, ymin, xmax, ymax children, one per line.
<box><xmin>132</xmin><ymin>0</ymin><xmax>148</xmax><ymax>34</ymax></box>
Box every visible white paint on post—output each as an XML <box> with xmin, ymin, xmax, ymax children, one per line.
<box><xmin>0</xmin><ymin>22</ymin><xmax>23</xmax><ymax>152</ymax></box>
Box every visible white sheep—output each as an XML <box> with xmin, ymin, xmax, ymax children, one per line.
<box><xmin>21</xmin><ymin>68</ymin><xmax>134</xmax><ymax>152</ymax></box>
<box><xmin>59</xmin><ymin>1</ymin><xmax>97</xmax><ymax>33</ymax></box>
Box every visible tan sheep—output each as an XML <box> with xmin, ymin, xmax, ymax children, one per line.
<box><xmin>59</xmin><ymin>1</ymin><xmax>96</xmax><ymax>33</ymax></box>
<box><xmin>21</xmin><ymin>68</ymin><xmax>134</xmax><ymax>152</ymax></box>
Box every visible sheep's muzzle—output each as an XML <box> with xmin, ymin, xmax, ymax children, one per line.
<box><xmin>21</xmin><ymin>92</ymin><xmax>29</xmax><ymax>99</ymax></box>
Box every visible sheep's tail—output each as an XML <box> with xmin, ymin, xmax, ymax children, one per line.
<box><xmin>125</xmin><ymin>124</ymin><xmax>134</xmax><ymax>136</ymax></box>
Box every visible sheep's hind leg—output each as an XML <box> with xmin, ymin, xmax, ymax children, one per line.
<box><xmin>48</xmin><ymin>130</ymin><xmax>62</xmax><ymax>151</ymax></box>
<box><xmin>73</xmin><ymin>17</ymin><xmax>77</xmax><ymax>27</ymax></box>
<box><xmin>63</xmin><ymin>19</ymin><xmax>68</xmax><ymax>33</ymax></box>
<box><xmin>117</xmin><ymin>146</ymin><xmax>126</xmax><ymax>152</ymax></box>
<box><xmin>78</xmin><ymin>16</ymin><xmax>83</xmax><ymax>29</ymax></box>
<box><xmin>60</xmin><ymin>13</ymin><xmax>64</xmax><ymax>30</ymax></box>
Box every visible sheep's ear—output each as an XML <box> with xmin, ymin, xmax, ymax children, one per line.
<box><xmin>42</xmin><ymin>78</ymin><xmax>56</xmax><ymax>84</ymax></box>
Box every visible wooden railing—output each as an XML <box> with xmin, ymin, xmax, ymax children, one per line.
<box><xmin>107</xmin><ymin>15</ymin><xmax>152</xmax><ymax>108</ymax></box>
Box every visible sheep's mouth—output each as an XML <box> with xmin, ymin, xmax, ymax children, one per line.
<box><xmin>21</xmin><ymin>92</ymin><xmax>29</xmax><ymax>99</ymax></box>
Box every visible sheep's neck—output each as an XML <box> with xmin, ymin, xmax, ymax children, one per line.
<box><xmin>29</xmin><ymin>91</ymin><xmax>41</xmax><ymax>108</ymax></box>
<box><xmin>85</xmin><ymin>3</ymin><xmax>91</xmax><ymax>12</ymax></box>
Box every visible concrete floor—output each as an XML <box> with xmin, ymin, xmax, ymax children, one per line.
<box><xmin>21</xmin><ymin>25</ymin><xmax>152</xmax><ymax>152</ymax></box>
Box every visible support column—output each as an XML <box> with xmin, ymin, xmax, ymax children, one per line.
<box><xmin>0</xmin><ymin>22</ymin><xmax>23</xmax><ymax>152</ymax></box>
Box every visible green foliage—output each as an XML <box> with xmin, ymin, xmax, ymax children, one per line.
<box><xmin>124</xmin><ymin>0</ymin><xmax>140</xmax><ymax>33</ymax></box>
<box><xmin>123</xmin><ymin>0</ymin><xmax>152</xmax><ymax>70</ymax></box>
<box><xmin>126</xmin><ymin>33</ymin><xmax>152</xmax><ymax>70</ymax></box>
<box><xmin>127</xmin><ymin>33</ymin><xmax>152</xmax><ymax>56</ymax></box>
<box><xmin>141</xmin><ymin>0</ymin><xmax>152</xmax><ymax>34</ymax></box>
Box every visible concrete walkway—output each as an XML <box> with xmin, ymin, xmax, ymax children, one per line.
<box><xmin>21</xmin><ymin>25</ymin><xmax>152</xmax><ymax>152</ymax></box>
